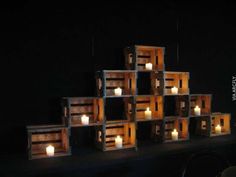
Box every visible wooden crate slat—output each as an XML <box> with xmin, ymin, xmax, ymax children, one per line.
<box><xmin>136</xmin><ymin>103</ymin><xmax>150</xmax><ymax>109</ymax></box>
<box><xmin>106</xmin><ymin>80</ymin><xmax>125</xmax><ymax>87</ymax></box>
<box><xmin>106</xmin><ymin>72</ymin><xmax>124</xmax><ymax>79</ymax></box>
<box><xmin>69</xmin><ymin>99</ymin><xmax>93</xmax><ymax>105</ymax></box>
<box><xmin>31</xmin><ymin>133</ymin><xmax>61</xmax><ymax>142</ymax></box>
<box><xmin>106</xmin><ymin>127</ymin><xmax>124</xmax><ymax>136</ymax></box>
<box><xmin>69</xmin><ymin>105</ymin><xmax>94</xmax><ymax>114</ymax></box>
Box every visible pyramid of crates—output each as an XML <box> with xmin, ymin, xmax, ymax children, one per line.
<box><xmin>27</xmin><ymin>45</ymin><xmax>231</xmax><ymax>159</ymax></box>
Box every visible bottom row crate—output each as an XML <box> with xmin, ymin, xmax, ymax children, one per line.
<box><xmin>163</xmin><ymin>117</ymin><xmax>189</xmax><ymax>142</ymax></box>
<box><xmin>27</xmin><ymin>125</ymin><xmax>71</xmax><ymax>160</ymax></box>
<box><xmin>95</xmin><ymin>121</ymin><xmax>137</xmax><ymax>151</ymax></box>
<box><xmin>193</xmin><ymin>113</ymin><xmax>231</xmax><ymax>137</ymax></box>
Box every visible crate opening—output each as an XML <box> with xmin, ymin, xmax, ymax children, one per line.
<box><xmin>71</xmin><ymin>127</ymin><xmax>96</xmax><ymax>147</ymax></box>
<box><xmin>105</xmin><ymin>97</ymin><xmax>133</xmax><ymax>121</ymax></box>
<box><xmin>137</xmin><ymin>72</ymin><xmax>151</xmax><ymax>95</ymax></box>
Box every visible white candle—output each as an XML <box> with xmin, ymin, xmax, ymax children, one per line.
<box><xmin>46</xmin><ymin>145</ymin><xmax>54</xmax><ymax>156</ymax></box>
<box><xmin>114</xmin><ymin>87</ymin><xmax>122</xmax><ymax>96</ymax></box>
<box><xmin>215</xmin><ymin>124</ymin><xmax>222</xmax><ymax>134</ymax></box>
<box><xmin>144</xmin><ymin>107</ymin><xmax>152</xmax><ymax>120</ymax></box>
<box><xmin>171</xmin><ymin>129</ymin><xmax>178</xmax><ymax>140</ymax></box>
<box><xmin>145</xmin><ymin>63</ymin><xmax>153</xmax><ymax>70</ymax></box>
<box><xmin>81</xmin><ymin>115</ymin><xmax>89</xmax><ymax>125</ymax></box>
<box><xmin>115</xmin><ymin>135</ymin><xmax>123</xmax><ymax>148</ymax></box>
<box><xmin>194</xmin><ymin>105</ymin><xmax>201</xmax><ymax>116</ymax></box>
<box><xmin>171</xmin><ymin>86</ymin><xmax>178</xmax><ymax>94</ymax></box>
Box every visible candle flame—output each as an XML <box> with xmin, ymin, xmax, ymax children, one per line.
<box><xmin>147</xmin><ymin>107</ymin><xmax>150</xmax><ymax>111</ymax></box>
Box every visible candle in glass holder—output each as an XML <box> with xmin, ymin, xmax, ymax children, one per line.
<box><xmin>215</xmin><ymin>124</ymin><xmax>222</xmax><ymax>134</ymax></box>
<box><xmin>144</xmin><ymin>107</ymin><xmax>152</xmax><ymax>120</ymax></box>
<box><xmin>145</xmin><ymin>63</ymin><xmax>153</xmax><ymax>70</ymax></box>
<box><xmin>194</xmin><ymin>105</ymin><xmax>201</xmax><ymax>116</ymax></box>
<box><xmin>171</xmin><ymin>129</ymin><xmax>178</xmax><ymax>140</ymax></box>
<box><xmin>171</xmin><ymin>86</ymin><xmax>178</xmax><ymax>94</ymax></box>
<box><xmin>114</xmin><ymin>87</ymin><xmax>122</xmax><ymax>96</ymax></box>
<box><xmin>81</xmin><ymin>115</ymin><xmax>89</xmax><ymax>125</ymax></box>
<box><xmin>46</xmin><ymin>145</ymin><xmax>55</xmax><ymax>156</ymax></box>
<box><xmin>115</xmin><ymin>135</ymin><xmax>123</xmax><ymax>148</ymax></box>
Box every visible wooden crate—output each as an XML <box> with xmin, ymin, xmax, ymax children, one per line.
<box><xmin>104</xmin><ymin>97</ymin><xmax>135</xmax><ymax>122</ymax></box>
<box><xmin>163</xmin><ymin>117</ymin><xmax>189</xmax><ymax>142</ymax></box>
<box><xmin>210</xmin><ymin>113</ymin><xmax>231</xmax><ymax>137</ymax></box>
<box><xmin>134</xmin><ymin>95</ymin><xmax>164</xmax><ymax>122</ymax></box>
<box><xmin>164</xmin><ymin>71</ymin><xmax>190</xmax><ymax>95</ymax></box>
<box><xmin>124</xmin><ymin>45</ymin><xmax>165</xmax><ymax>71</ymax></box>
<box><xmin>95</xmin><ymin>121</ymin><xmax>137</xmax><ymax>151</ymax></box>
<box><xmin>96</xmin><ymin>70</ymin><xmax>137</xmax><ymax>97</ymax></box>
<box><xmin>62</xmin><ymin>97</ymin><xmax>104</xmax><ymax>127</ymax></box>
<box><xmin>190</xmin><ymin>94</ymin><xmax>211</xmax><ymax>117</ymax></box>
<box><xmin>192</xmin><ymin>113</ymin><xmax>231</xmax><ymax>137</ymax></box>
<box><xmin>27</xmin><ymin>125</ymin><xmax>71</xmax><ymax>160</ymax></box>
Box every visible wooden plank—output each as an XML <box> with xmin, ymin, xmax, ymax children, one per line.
<box><xmin>69</xmin><ymin>98</ymin><xmax>93</xmax><ymax>105</ymax></box>
<box><xmin>165</xmin><ymin>80</ymin><xmax>176</xmax><ymax>87</ymax></box>
<box><xmin>137</xmin><ymin>58</ymin><xmax>151</xmax><ymax>64</ymax></box>
<box><xmin>136</xmin><ymin>103</ymin><xmax>150</xmax><ymax>109</ymax></box>
<box><xmin>69</xmin><ymin>105</ymin><xmax>94</xmax><ymax>114</ymax></box>
<box><xmin>105</xmin><ymin>72</ymin><xmax>124</xmax><ymax>79</ymax></box>
<box><xmin>31</xmin><ymin>133</ymin><xmax>61</xmax><ymax>142</ymax></box>
<box><xmin>137</xmin><ymin>50</ymin><xmax>152</xmax><ymax>56</ymax></box>
<box><xmin>106</xmin><ymin>127</ymin><xmax>124</xmax><ymax>136</ymax></box>
<box><xmin>106</xmin><ymin>80</ymin><xmax>125</xmax><ymax>87</ymax></box>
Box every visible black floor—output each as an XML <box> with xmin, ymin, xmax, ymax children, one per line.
<box><xmin>1</xmin><ymin>127</ymin><xmax>236</xmax><ymax>177</ymax></box>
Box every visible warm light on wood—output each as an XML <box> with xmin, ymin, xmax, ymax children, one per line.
<box><xmin>46</xmin><ymin>145</ymin><xmax>55</xmax><ymax>157</ymax></box>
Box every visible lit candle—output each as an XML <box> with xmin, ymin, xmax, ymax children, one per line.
<box><xmin>194</xmin><ymin>105</ymin><xmax>201</xmax><ymax>116</ymax></box>
<box><xmin>115</xmin><ymin>135</ymin><xmax>123</xmax><ymax>148</ymax></box>
<box><xmin>81</xmin><ymin>115</ymin><xmax>89</xmax><ymax>125</ymax></box>
<box><xmin>171</xmin><ymin>129</ymin><xmax>178</xmax><ymax>140</ymax></box>
<box><xmin>114</xmin><ymin>87</ymin><xmax>122</xmax><ymax>96</ymax></box>
<box><xmin>145</xmin><ymin>63</ymin><xmax>153</xmax><ymax>70</ymax></box>
<box><xmin>46</xmin><ymin>145</ymin><xmax>54</xmax><ymax>156</ymax></box>
<box><xmin>171</xmin><ymin>86</ymin><xmax>178</xmax><ymax>94</ymax></box>
<box><xmin>144</xmin><ymin>107</ymin><xmax>152</xmax><ymax>120</ymax></box>
<box><xmin>215</xmin><ymin>124</ymin><xmax>222</xmax><ymax>134</ymax></box>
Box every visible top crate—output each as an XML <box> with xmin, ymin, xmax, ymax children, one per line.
<box><xmin>124</xmin><ymin>45</ymin><xmax>165</xmax><ymax>71</ymax></box>
<box><xmin>96</xmin><ymin>70</ymin><xmax>137</xmax><ymax>97</ymax></box>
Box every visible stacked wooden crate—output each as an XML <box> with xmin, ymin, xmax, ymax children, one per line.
<box><xmin>27</xmin><ymin>45</ymin><xmax>231</xmax><ymax>159</ymax></box>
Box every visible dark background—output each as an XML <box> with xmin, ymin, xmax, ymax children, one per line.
<box><xmin>1</xmin><ymin>1</ymin><xmax>236</xmax><ymax>154</ymax></box>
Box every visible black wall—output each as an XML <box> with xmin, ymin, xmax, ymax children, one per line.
<box><xmin>2</xmin><ymin>2</ymin><xmax>236</xmax><ymax>154</ymax></box>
